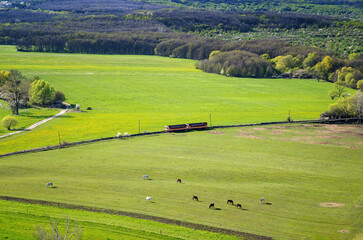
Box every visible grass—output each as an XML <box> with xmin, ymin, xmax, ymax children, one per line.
<box><xmin>0</xmin><ymin>124</ymin><xmax>362</xmax><ymax>239</ymax></box>
<box><xmin>0</xmin><ymin>45</ymin><xmax>354</xmax><ymax>154</ymax></box>
<box><xmin>0</xmin><ymin>200</ymin><xmax>237</xmax><ymax>240</ymax></box>
<box><xmin>0</xmin><ymin>100</ymin><xmax>59</xmax><ymax>135</ymax></box>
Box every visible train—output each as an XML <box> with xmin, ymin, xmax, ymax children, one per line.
<box><xmin>165</xmin><ymin>122</ymin><xmax>208</xmax><ymax>132</ymax></box>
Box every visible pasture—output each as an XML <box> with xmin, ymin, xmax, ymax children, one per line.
<box><xmin>0</xmin><ymin>200</ymin><xmax>237</xmax><ymax>240</ymax></box>
<box><xmin>0</xmin><ymin>124</ymin><xmax>362</xmax><ymax>239</ymax></box>
<box><xmin>0</xmin><ymin>45</ymin><xmax>352</xmax><ymax>154</ymax></box>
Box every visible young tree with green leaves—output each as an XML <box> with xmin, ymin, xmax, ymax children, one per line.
<box><xmin>29</xmin><ymin>79</ymin><xmax>55</xmax><ymax>106</ymax></box>
<box><xmin>314</xmin><ymin>56</ymin><xmax>334</xmax><ymax>81</ymax></box>
<box><xmin>2</xmin><ymin>115</ymin><xmax>18</xmax><ymax>130</ymax></box>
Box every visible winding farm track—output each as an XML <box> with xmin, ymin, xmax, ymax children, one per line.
<box><xmin>0</xmin><ymin>106</ymin><xmax>69</xmax><ymax>139</ymax></box>
<box><xmin>0</xmin><ymin>196</ymin><xmax>272</xmax><ymax>240</ymax></box>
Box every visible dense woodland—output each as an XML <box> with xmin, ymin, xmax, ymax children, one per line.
<box><xmin>0</xmin><ymin>0</ymin><xmax>362</xmax><ymax>85</ymax></box>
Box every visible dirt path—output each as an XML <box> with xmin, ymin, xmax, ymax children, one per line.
<box><xmin>0</xmin><ymin>106</ymin><xmax>69</xmax><ymax>139</ymax></box>
<box><xmin>0</xmin><ymin>196</ymin><xmax>271</xmax><ymax>240</ymax></box>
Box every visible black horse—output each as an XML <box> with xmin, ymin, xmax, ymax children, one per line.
<box><xmin>227</xmin><ymin>199</ymin><xmax>234</xmax><ymax>205</ymax></box>
<box><xmin>192</xmin><ymin>195</ymin><xmax>198</xmax><ymax>201</ymax></box>
<box><xmin>209</xmin><ymin>203</ymin><xmax>215</xmax><ymax>209</ymax></box>
<box><xmin>177</xmin><ymin>179</ymin><xmax>182</xmax><ymax>183</ymax></box>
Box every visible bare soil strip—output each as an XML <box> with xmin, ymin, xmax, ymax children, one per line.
<box><xmin>0</xmin><ymin>196</ymin><xmax>272</xmax><ymax>240</ymax></box>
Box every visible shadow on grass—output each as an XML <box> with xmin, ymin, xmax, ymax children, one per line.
<box><xmin>210</xmin><ymin>208</ymin><xmax>222</xmax><ymax>211</ymax></box>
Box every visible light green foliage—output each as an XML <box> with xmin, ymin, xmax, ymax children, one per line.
<box><xmin>209</xmin><ymin>50</ymin><xmax>220</xmax><ymax>60</ymax></box>
<box><xmin>329</xmin><ymin>82</ymin><xmax>347</xmax><ymax>100</ymax></box>
<box><xmin>357</xmin><ymin>80</ymin><xmax>363</xmax><ymax>91</ymax></box>
<box><xmin>260</xmin><ymin>53</ymin><xmax>270</xmax><ymax>60</ymax></box>
<box><xmin>29</xmin><ymin>78</ymin><xmax>55</xmax><ymax>106</ymax></box>
<box><xmin>302</xmin><ymin>52</ymin><xmax>319</xmax><ymax>69</ymax></box>
<box><xmin>314</xmin><ymin>56</ymin><xmax>334</xmax><ymax>81</ymax></box>
<box><xmin>0</xmin><ymin>125</ymin><xmax>362</xmax><ymax>239</ymax></box>
<box><xmin>1</xmin><ymin>115</ymin><xmax>17</xmax><ymax>130</ymax></box>
<box><xmin>0</xmin><ymin>45</ymin><xmax>350</xmax><ymax>154</ymax></box>
<box><xmin>349</xmin><ymin>53</ymin><xmax>360</xmax><ymax>61</ymax></box>
<box><xmin>325</xmin><ymin>90</ymin><xmax>363</xmax><ymax>118</ymax></box>
<box><xmin>336</xmin><ymin>67</ymin><xmax>362</xmax><ymax>88</ymax></box>
<box><xmin>0</xmin><ymin>70</ymin><xmax>10</xmax><ymax>86</ymax></box>
<box><xmin>272</xmin><ymin>55</ymin><xmax>299</xmax><ymax>73</ymax></box>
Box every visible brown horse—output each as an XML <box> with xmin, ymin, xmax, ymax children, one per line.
<box><xmin>227</xmin><ymin>199</ymin><xmax>234</xmax><ymax>205</ymax></box>
<box><xmin>209</xmin><ymin>203</ymin><xmax>215</xmax><ymax>209</ymax></box>
<box><xmin>236</xmin><ymin>203</ymin><xmax>242</xmax><ymax>209</ymax></box>
<box><xmin>192</xmin><ymin>195</ymin><xmax>198</xmax><ymax>201</ymax></box>
<box><xmin>177</xmin><ymin>179</ymin><xmax>182</xmax><ymax>183</ymax></box>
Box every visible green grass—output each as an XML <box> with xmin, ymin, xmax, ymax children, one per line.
<box><xmin>0</xmin><ymin>100</ymin><xmax>59</xmax><ymax>135</ymax></box>
<box><xmin>0</xmin><ymin>45</ymin><xmax>354</xmax><ymax>154</ymax></box>
<box><xmin>0</xmin><ymin>124</ymin><xmax>362</xmax><ymax>239</ymax></box>
<box><xmin>0</xmin><ymin>200</ymin><xmax>237</xmax><ymax>240</ymax></box>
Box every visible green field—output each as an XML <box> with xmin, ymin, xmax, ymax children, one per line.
<box><xmin>1</xmin><ymin>124</ymin><xmax>362</xmax><ymax>239</ymax></box>
<box><xmin>0</xmin><ymin>45</ymin><xmax>354</xmax><ymax>154</ymax></box>
<box><xmin>0</xmin><ymin>200</ymin><xmax>237</xmax><ymax>240</ymax></box>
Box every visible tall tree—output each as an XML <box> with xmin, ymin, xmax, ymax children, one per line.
<box><xmin>29</xmin><ymin>78</ymin><xmax>55</xmax><ymax>106</ymax></box>
<box><xmin>0</xmin><ymin>70</ymin><xmax>30</xmax><ymax>115</ymax></box>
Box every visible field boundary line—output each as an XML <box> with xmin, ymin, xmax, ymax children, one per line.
<box><xmin>0</xmin><ymin>118</ymin><xmax>360</xmax><ymax>158</ymax></box>
<box><xmin>0</xmin><ymin>195</ymin><xmax>272</xmax><ymax>240</ymax></box>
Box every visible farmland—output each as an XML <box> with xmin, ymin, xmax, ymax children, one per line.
<box><xmin>0</xmin><ymin>45</ymin><xmax>352</xmax><ymax>154</ymax></box>
<box><xmin>0</xmin><ymin>124</ymin><xmax>362</xmax><ymax>239</ymax></box>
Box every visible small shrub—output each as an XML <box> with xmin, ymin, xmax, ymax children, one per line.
<box><xmin>53</xmin><ymin>90</ymin><xmax>66</xmax><ymax>102</ymax></box>
<box><xmin>75</xmin><ymin>104</ymin><xmax>81</xmax><ymax>111</ymax></box>
<box><xmin>2</xmin><ymin>115</ymin><xmax>18</xmax><ymax>130</ymax></box>
<box><xmin>287</xmin><ymin>116</ymin><xmax>292</xmax><ymax>122</ymax></box>
<box><xmin>87</xmin><ymin>107</ymin><xmax>92</xmax><ymax>110</ymax></box>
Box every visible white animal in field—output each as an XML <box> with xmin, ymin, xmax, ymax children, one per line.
<box><xmin>124</xmin><ymin>132</ymin><xmax>130</xmax><ymax>136</ymax></box>
<box><xmin>146</xmin><ymin>197</ymin><xmax>152</xmax><ymax>201</ymax></box>
<box><xmin>117</xmin><ymin>132</ymin><xmax>122</xmax><ymax>137</ymax></box>
<box><xmin>142</xmin><ymin>175</ymin><xmax>148</xmax><ymax>180</ymax></box>
<box><xmin>46</xmin><ymin>182</ymin><xmax>53</xmax><ymax>188</ymax></box>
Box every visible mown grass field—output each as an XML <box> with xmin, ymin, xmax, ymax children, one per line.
<box><xmin>0</xmin><ymin>124</ymin><xmax>362</xmax><ymax>239</ymax></box>
<box><xmin>0</xmin><ymin>45</ymin><xmax>354</xmax><ymax>154</ymax></box>
<box><xmin>0</xmin><ymin>200</ymin><xmax>237</xmax><ymax>240</ymax></box>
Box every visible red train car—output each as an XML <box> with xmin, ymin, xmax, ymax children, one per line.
<box><xmin>187</xmin><ymin>122</ymin><xmax>208</xmax><ymax>130</ymax></box>
<box><xmin>165</xmin><ymin>122</ymin><xmax>208</xmax><ymax>132</ymax></box>
<box><xmin>165</xmin><ymin>124</ymin><xmax>188</xmax><ymax>132</ymax></box>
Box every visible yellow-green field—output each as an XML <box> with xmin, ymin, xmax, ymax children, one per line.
<box><xmin>0</xmin><ymin>45</ymin><xmax>352</xmax><ymax>154</ymax></box>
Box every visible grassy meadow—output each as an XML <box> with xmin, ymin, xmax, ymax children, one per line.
<box><xmin>0</xmin><ymin>124</ymin><xmax>362</xmax><ymax>239</ymax></box>
<box><xmin>0</xmin><ymin>200</ymin><xmax>237</xmax><ymax>240</ymax></box>
<box><xmin>0</xmin><ymin>45</ymin><xmax>353</xmax><ymax>154</ymax></box>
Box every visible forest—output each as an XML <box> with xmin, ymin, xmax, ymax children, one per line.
<box><xmin>0</xmin><ymin>0</ymin><xmax>362</xmax><ymax>87</ymax></box>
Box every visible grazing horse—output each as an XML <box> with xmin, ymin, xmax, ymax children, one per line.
<box><xmin>209</xmin><ymin>203</ymin><xmax>215</xmax><ymax>209</ymax></box>
<box><xmin>177</xmin><ymin>179</ymin><xmax>182</xmax><ymax>183</ymax></box>
<box><xmin>142</xmin><ymin>175</ymin><xmax>148</xmax><ymax>180</ymax></box>
<box><xmin>46</xmin><ymin>182</ymin><xmax>53</xmax><ymax>188</ymax></box>
<box><xmin>227</xmin><ymin>199</ymin><xmax>234</xmax><ymax>205</ymax></box>
<box><xmin>146</xmin><ymin>197</ymin><xmax>152</xmax><ymax>201</ymax></box>
<box><xmin>192</xmin><ymin>195</ymin><xmax>198</xmax><ymax>201</ymax></box>
<box><xmin>236</xmin><ymin>203</ymin><xmax>242</xmax><ymax>209</ymax></box>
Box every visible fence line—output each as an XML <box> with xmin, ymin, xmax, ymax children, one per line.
<box><xmin>0</xmin><ymin>118</ymin><xmax>360</xmax><ymax>158</ymax></box>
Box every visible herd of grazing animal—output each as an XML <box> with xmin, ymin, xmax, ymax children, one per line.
<box><xmin>141</xmin><ymin>176</ymin><xmax>262</xmax><ymax>210</ymax></box>
<box><xmin>46</xmin><ymin>176</ymin><xmax>267</xmax><ymax>211</ymax></box>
